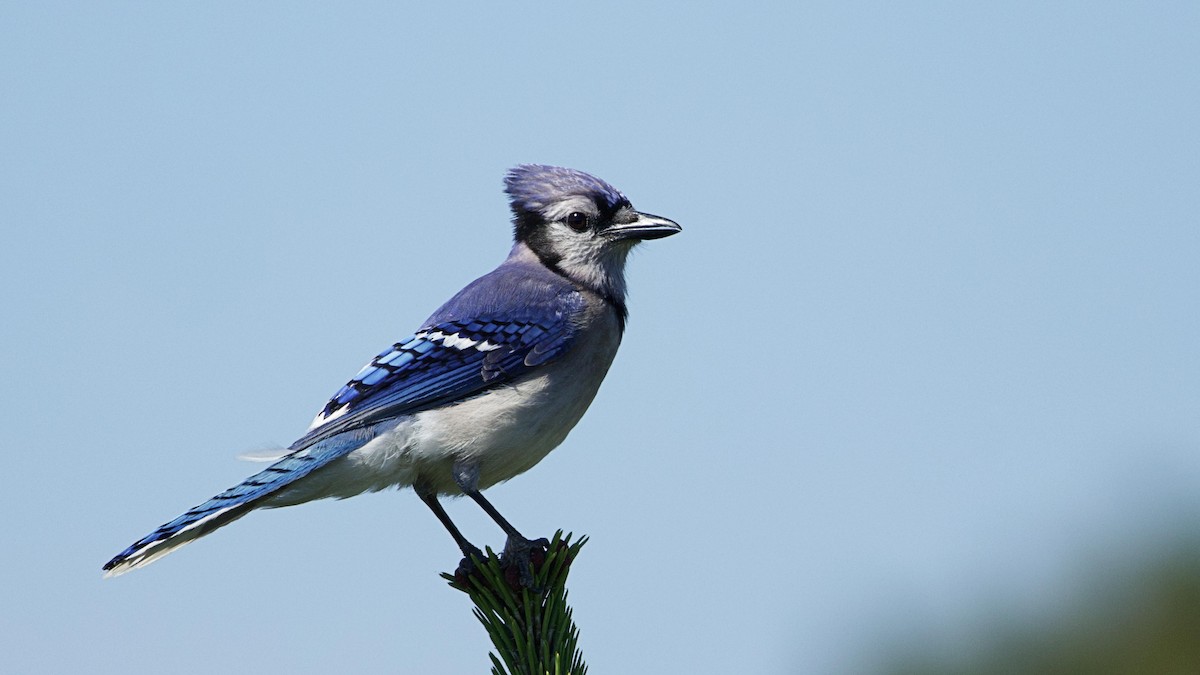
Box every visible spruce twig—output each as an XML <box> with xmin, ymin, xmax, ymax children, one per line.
<box><xmin>441</xmin><ymin>531</ymin><xmax>588</xmax><ymax>675</ymax></box>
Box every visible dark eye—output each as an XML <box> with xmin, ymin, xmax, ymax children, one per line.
<box><xmin>565</xmin><ymin>212</ymin><xmax>589</xmax><ymax>232</ymax></box>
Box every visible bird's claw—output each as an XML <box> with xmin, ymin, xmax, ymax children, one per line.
<box><xmin>453</xmin><ymin>544</ymin><xmax>486</xmax><ymax>585</ymax></box>
<box><xmin>500</xmin><ymin>535</ymin><xmax>550</xmax><ymax>590</ymax></box>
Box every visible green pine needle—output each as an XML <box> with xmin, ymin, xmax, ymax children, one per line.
<box><xmin>441</xmin><ymin>531</ymin><xmax>588</xmax><ymax>675</ymax></box>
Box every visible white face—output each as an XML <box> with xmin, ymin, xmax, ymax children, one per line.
<box><xmin>538</xmin><ymin>196</ymin><xmax>637</xmax><ymax>300</ymax></box>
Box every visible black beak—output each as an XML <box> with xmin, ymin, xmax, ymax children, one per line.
<box><xmin>606</xmin><ymin>212</ymin><xmax>683</xmax><ymax>241</ymax></box>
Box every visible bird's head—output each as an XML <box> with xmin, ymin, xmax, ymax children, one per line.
<box><xmin>505</xmin><ymin>164</ymin><xmax>680</xmax><ymax>305</ymax></box>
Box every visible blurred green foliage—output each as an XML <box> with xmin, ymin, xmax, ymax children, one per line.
<box><xmin>883</xmin><ymin>540</ymin><xmax>1200</xmax><ymax>675</ymax></box>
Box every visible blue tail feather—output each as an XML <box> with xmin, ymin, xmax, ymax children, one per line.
<box><xmin>103</xmin><ymin>423</ymin><xmax>390</xmax><ymax>576</ymax></box>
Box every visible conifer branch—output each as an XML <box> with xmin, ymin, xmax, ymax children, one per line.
<box><xmin>442</xmin><ymin>531</ymin><xmax>588</xmax><ymax>675</ymax></box>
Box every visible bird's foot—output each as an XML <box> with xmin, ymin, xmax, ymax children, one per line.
<box><xmin>500</xmin><ymin>535</ymin><xmax>550</xmax><ymax>590</ymax></box>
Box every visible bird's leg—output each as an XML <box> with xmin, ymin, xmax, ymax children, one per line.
<box><xmin>415</xmin><ymin>483</ymin><xmax>484</xmax><ymax>577</ymax></box>
<box><xmin>468</xmin><ymin>489</ymin><xmax>551</xmax><ymax>588</ymax></box>
<box><xmin>453</xmin><ymin>462</ymin><xmax>549</xmax><ymax>589</ymax></box>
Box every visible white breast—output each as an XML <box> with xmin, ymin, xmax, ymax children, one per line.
<box><xmin>409</xmin><ymin>300</ymin><xmax>622</xmax><ymax>492</ymax></box>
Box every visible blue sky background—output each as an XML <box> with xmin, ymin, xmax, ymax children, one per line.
<box><xmin>2</xmin><ymin>2</ymin><xmax>1198</xmax><ymax>673</ymax></box>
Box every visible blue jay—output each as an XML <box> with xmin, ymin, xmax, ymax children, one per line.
<box><xmin>104</xmin><ymin>165</ymin><xmax>680</xmax><ymax>583</ymax></box>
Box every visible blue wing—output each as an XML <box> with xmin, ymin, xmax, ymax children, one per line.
<box><xmin>293</xmin><ymin>292</ymin><xmax>585</xmax><ymax>450</ymax></box>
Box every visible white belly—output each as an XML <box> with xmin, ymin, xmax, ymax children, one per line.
<box><xmin>269</xmin><ymin>305</ymin><xmax>622</xmax><ymax>503</ymax></box>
